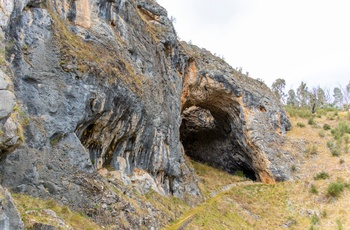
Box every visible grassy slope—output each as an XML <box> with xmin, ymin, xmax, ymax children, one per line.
<box><xmin>166</xmin><ymin>110</ymin><xmax>350</xmax><ymax>230</ymax></box>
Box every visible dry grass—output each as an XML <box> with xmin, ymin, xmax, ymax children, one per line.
<box><xmin>12</xmin><ymin>194</ymin><xmax>103</xmax><ymax>230</ymax></box>
<box><xmin>165</xmin><ymin>110</ymin><xmax>350</xmax><ymax>230</ymax></box>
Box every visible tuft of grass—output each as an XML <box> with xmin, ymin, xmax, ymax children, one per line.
<box><xmin>311</xmin><ymin>213</ymin><xmax>320</xmax><ymax>225</ymax></box>
<box><xmin>327</xmin><ymin>182</ymin><xmax>344</xmax><ymax>198</ymax></box>
<box><xmin>310</xmin><ymin>184</ymin><xmax>318</xmax><ymax>194</ymax></box>
<box><xmin>314</xmin><ymin>171</ymin><xmax>330</xmax><ymax>180</ymax></box>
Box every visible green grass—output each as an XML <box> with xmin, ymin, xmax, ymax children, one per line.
<box><xmin>327</xmin><ymin>182</ymin><xmax>344</xmax><ymax>198</ymax></box>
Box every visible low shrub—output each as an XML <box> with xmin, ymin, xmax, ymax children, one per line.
<box><xmin>327</xmin><ymin>182</ymin><xmax>344</xmax><ymax>197</ymax></box>
<box><xmin>308</xmin><ymin>117</ymin><xmax>316</xmax><ymax>125</ymax></box>
<box><xmin>297</xmin><ymin>122</ymin><xmax>306</xmax><ymax>128</ymax></box>
<box><xmin>318</xmin><ymin>130</ymin><xmax>325</xmax><ymax>137</ymax></box>
<box><xmin>314</xmin><ymin>171</ymin><xmax>330</xmax><ymax>180</ymax></box>
<box><xmin>323</xmin><ymin>124</ymin><xmax>331</xmax><ymax>130</ymax></box>
<box><xmin>305</xmin><ymin>145</ymin><xmax>318</xmax><ymax>157</ymax></box>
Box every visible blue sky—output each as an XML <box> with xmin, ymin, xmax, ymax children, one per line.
<box><xmin>157</xmin><ymin>0</ymin><xmax>350</xmax><ymax>91</ymax></box>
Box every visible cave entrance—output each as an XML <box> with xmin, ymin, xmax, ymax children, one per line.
<box><xmin>180</xmin><ymin>105</ymin><xmax>257</xmax><ymax>181</ymax></box>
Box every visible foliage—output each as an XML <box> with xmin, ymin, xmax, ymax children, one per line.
<box><xmin>271</xmin><ymin>78</ymin><xmax>286</xmax><ymax>102</ymax></box>
<box><xmin>327</xmin><ymin>182</ymin><xmax>344</xmax><ymax>198</ymax></box>
<box><xmin>308</xmin><ymin>117</ymin><xmax>316</xmax><ymax>125</ymax></box>
<box><xmin>297</xmin><ymin>122</ymin><xmax>306</xmax><ymax>128</ymax></box>
<box><xmin>309</xmin><ymin>184</ymin><xmax>318</xmax><ymax>194</ymax></box>
<box><xmin>314</xmin><ymin>171</ymin><xmax>330</xmax><ymax>180</ymax></box>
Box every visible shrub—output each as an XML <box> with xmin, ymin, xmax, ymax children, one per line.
<box><xmin>291</xmin><ymin>164</ymin><xmax>297</xmax><ymax>172</ymax></box>
<box><xmin>308</xmin><ymin>117</ymin><xmax>316</xmax><ymax>125</ymax></box>
<box><xmin>297</xmin><ymin>122</ymin><xmax>306</xmax><ymax>128</ymax></box>
<box><xmin>305</xmin><ymin>145</ymin><xmax>318</xmax><ymax>157</ymax></box>
<box><xmin>339</xmin><ymin>159</ymin><xmax>345</xmax><ymax>164</ymax></box>
<box><xmin>331</xmin><ymin>148</ymin><xmax>341</xmax><ymax>157</ymax></box>
<box><xmin>323</xmin><ymin>124</ymin><xmax>331</xmax><ymax>130</ymax></box>
<box><xmin>327</xmin><ymin>182</ymin><xmax>344</xmax><ymax>197</ymax></box>
<box><xmin>314</xmin><ymin>171</ymin><xmax>330</xmax><ymax>180</ymax></box>
<box><xmin>327</xmin><ymin>141</ymin><xmax>334</xmax><ymax>149</ymax></box>
<box><xmin>344</xmin><ymin>134</ymin><xmax>349</xmax><ymax>144</ymax></box>
<box><xmin>318</xmin><ymin>130</ymin><xmax>325</xmax><ymax>137</ymax></box>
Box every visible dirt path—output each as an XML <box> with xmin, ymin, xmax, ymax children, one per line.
<box><xmin>163</xmin><ymin>181</ymin><xmax>256</xmax><ymax>230</ymax></box>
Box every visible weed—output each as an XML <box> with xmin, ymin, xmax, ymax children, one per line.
<box><xmin>327</xmin><ymin>182</ymin><xmax>344</xmax><ymax>197</ymax></box>
<box><xmin>314</xmin><ymin>171</ymin><xmax>330</xmax><ymax>180</ymax></box>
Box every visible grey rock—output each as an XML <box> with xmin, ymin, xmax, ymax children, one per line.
<box><xmin>0</xmin><ymin>185</ymin><xmax>24</xmax><ymax>230</ymax></box>
<box><xmin>0</xmin><ymin>70</ymin><xmax>9</xmax><ymax>90</ymax></box>
<box><xmin>33</xmin><ymin>223</ymin><xmax>57</xmax><ymax>230</ymax></box>
<box><xmin>0</xmin><ymin>91</ymin><xmax>16</xmax><ymax>120</ymax></box>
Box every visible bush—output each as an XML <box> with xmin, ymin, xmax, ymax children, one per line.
<box><xmin>318</xmin><ymin>130</ymin><xmax>325</xmax><ymax>137</ymax></box>
<box><xmin>308</xmin><ymin>117</ymin><xmax>316</xmax><ymax>125</ymax></box>
<box><xmin>331</xmin><ymin>148</ymin><xmax>341</xmax><ymax>157</ymax></box>
<box><xmin>327</xmin><ymin>182</ymin><xmax>344</xmax><ymax>197</ymax></box>
<box><xmin>297</xmin><ymin>122</ymin><xmax>306</xmax><ymax>128</ymax></box>
<box><xmin>314</xmin><ymin>171</ymin><xmax>330</xmax><ymax>180</ymax></box>
<box><xmin>331</xmin><ymin>121</ymin><xmax>350</xmax><ymax>140</ymax></box>
<box><xmin>323</xmin><ymin>124</ymin><xmax>331</xmax><ymax>130</ymax></box>
<box><xmin>339</xmin><ymin>158</ymin><xmax>345</xmax><ymax>164</ymax></box>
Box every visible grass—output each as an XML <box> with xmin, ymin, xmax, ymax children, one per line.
<box><xmin>314</xmin><ymin>171</ymin><xmax>330</xmax><ymax>180</ymax></box>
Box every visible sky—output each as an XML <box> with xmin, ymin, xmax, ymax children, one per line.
<box><xmin>157</xmin><ymin>0</ymin><xmax>350</xmax><ymax>91</ymax></box>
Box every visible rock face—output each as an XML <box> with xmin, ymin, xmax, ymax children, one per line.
<box><xmin>0</xmin><ymin>0</ymin><xmax>292</xmax><ymax>228</ymax></box>
<box><xmin>0</xmin><ymin>185</ymin><xmax>24</xmax><ymax>230</ymax></box>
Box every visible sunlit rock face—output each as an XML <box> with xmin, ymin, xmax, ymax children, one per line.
<box><xmin>0</xmin><ymin>0</ymin><xmax>292</xmax><ymax>228</ymax></box>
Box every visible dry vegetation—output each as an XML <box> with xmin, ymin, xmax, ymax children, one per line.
<box><xmin>164</xmin><ymin>109</ymin><xmax>350</xmax><ymax>230</ymax></box>
<box><xmin>12</xmin><ymin>108</ymin><xmax>350</xmax><ymax>230</ymax></box>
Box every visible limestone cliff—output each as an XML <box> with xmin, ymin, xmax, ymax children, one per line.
<box><xmin>0</xmin><ymin>0</ymin><xmax>292</xmax><ymax>228</ymax></box>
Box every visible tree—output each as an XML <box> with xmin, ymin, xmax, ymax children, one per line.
<box><xmin>287</xmin><ymin>89</ymin><xmax>298</xmax><ymax>107</ymax></box>
<box><xmin>271</xmin><ymin>78</ymin><xmax>286</xmax><ymax>103</ymax></box>
<box><xmin>316</xmin><ymin>87</ymin><xmax>326</xmax><ymax>107</ymax></box>
<box><xmin>333</xmin><ymin>87</ymin><xmax>343</xmax><ymax>108</ymax></box>
<box><xmin>297</xmin><ymin>81</ymin><xmax>309</xmax><ymax>107</ymax></box>
<box><xmin>340</xmin><ymin>82</ymin><xmax>350</xmax><ymax>110</ymax></box>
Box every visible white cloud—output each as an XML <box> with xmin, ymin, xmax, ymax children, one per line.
<box><xmin>157</xmin><ymin>0</ymin><xmax>350</xmax><ymax>89</ymax></box>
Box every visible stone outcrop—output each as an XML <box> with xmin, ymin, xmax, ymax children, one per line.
<box><xmin>0</xmin><ymin>0</ymin><xmax>292</xmax><ymax>228</ymax></box>
<box><xmin>0</xmin><ymin>185</ymin><xmax>24</xmax><ymax>230</ymax></box>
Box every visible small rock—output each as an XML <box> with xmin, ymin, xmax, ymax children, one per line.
<box><xmin>0</xmin><ymin>90</ymin><xmax>16</xmax><ymax>120</ymax></box>
<box><xmin>33</xmin><ymin>223</ymin><xmax>57</xmax><ymax>230</ymax></box>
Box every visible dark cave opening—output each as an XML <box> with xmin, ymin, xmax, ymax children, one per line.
<box><xmin>180</xmin><ymin>106</ymin><xmax>257</xmax><ymax>181</ymax></box>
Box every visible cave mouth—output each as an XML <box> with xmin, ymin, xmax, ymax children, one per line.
<box><xmin>180</xmin><ymin>106</ymin><xmax>257</xmax><ymax>181</ymax></box>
